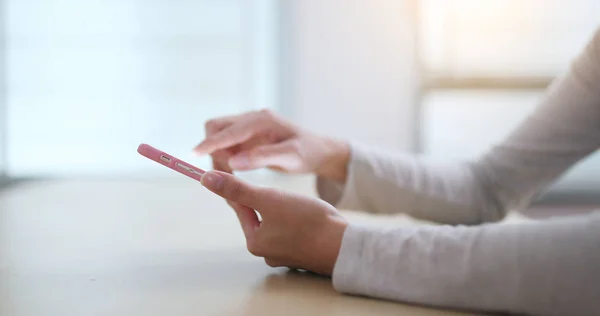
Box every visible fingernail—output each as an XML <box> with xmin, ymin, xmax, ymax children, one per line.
<box><xmin>230</xmin><ymin>153</ymin><xmax>249</xmax><ymax>169</ymax></box>
<box><xmin>201</xmin><ymin>171</ymin><xmax>224</xmax><ymax>191</ymax></box>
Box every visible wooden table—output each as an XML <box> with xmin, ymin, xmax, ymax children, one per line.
<box><xmin>0</xmin><ymin>179</ymin><xmax>483</xmax><ymax>316</ymax></box>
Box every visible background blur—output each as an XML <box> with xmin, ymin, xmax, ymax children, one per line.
<box><xmin>1</xmin><ymin>0</ymin><xmax>599</xmax><ymax>201</ymax></box>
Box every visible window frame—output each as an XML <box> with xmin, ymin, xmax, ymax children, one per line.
<box><xmin>413</xmin><ymin>0</ymin><xmax>553</xmax><ymax>153</ymax></box>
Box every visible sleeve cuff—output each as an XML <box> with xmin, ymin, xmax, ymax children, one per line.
<box><xmin>331</xmin><ymin>223</ymin><xmax>419</xmax><ymax>299</ymax></box>
<box><xmin>316</xmin><ymin>142</ymin><xmax>366</xmax><ymax>210</ymax></box>
<box><xmin>331</xmin><ymin>224</ymin><xmax>370</xmax><ymax>294</ymax></box>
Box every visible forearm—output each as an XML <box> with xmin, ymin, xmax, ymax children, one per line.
<box><xmin>314</xmin><ymin>136</ymin><xmax>350</xmax><ymax>183</ymax></box>
<box><xmin>333</xmin><ymin>212</ymin><xmax>600</xmax><ymax>315</ymax></box>
<box><xmin>317</xmin><ymin>143</ymin><xmax>495</xmax><ymax>224</ymax></box>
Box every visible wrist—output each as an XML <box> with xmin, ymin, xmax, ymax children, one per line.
<box><xmin>312</xmin><ymin>215</ymin><xmax>349</xmax><ymax>276</ymax></box>
<box><xmin>316</xmin><ymin>138</ymin><xmax>350</xmax><ymax>183</ymax></box>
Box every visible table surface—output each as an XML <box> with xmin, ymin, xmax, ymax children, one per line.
<box><xmin>0</xmin><ymin>179</ymin><xmax>486</xmax><ymax>316</ymax></box>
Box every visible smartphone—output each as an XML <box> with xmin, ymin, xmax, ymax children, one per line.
<box><xmin>137</xmin><ymin>143</ymin><xmax>205</xmax><ymax>182</ymax></box>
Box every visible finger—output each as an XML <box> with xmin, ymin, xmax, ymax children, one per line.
<box><xmin>212</xmin><ymin>158</ymin><xmax>231</xmax><ymax>173</ymax></box>
<box><xmin>193</xmin><ymin>116</ymin><xmax>237</xmax><ymax>155</ymax></box>
<box><xmin>264</xmin><ymin>258</ymin><xmax>300</xmax><ymax>270</ymax></box>
<box><xmin>229</xmin><ymin>201</ymin><xmax>260</xmax><ymax>241</ymax></box>
<box><xmin>203</xmin><ymin>114</ymin><xmax>242</xmax><ymax>135</ymax></box>
<box><xmin>200</xmin><ymin>170</ymin><xmax>272</xmax><ymax>211</ymax></box>
<box><xmin>211</xmin><ymin>149</ymin><xmax>234</xmax><ymax>174</ymax></box>
<box><xmin>194</xmin><ymin>114</ymin><xmax>266</xmax><ymax>155</ymax></box>
<box><xmin>264</xmin><ymin>258</ymin><xmax>284</xmax><ymax>268</ymax></box>
<box><xmin>229</xmin><ymin>141</ymin><xmax>299</xmax><ymax>171</ymax></box>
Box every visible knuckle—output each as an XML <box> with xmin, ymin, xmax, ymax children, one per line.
<box><xmin>228</xmin><ymin>181</ymin><xmax>246</xmax><ymax>200</ymax></box>
<box><xmin>260</xmin><ymin>108</ymin><xmax>277</xmax><ymax>120</ymax></box>
<box><xmin>205</xmin><ymin>119</ymin><xmax>218</xmax><ymax>132</ymax></box>
<box><xmin>261</xmin><ymin>187</ymin><xmax>285</xmax><ymax>205</ymax></box>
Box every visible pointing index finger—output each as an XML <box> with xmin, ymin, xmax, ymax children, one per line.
<box><xmin>194</xmin><ymin>116</ymin><xmax>265</xmax><ymax>155</ymax></box>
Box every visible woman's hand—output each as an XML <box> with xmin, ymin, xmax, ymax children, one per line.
<box><xmin>200</xmin><ymin>170</ymin><xmax>349</xmax><ymax>276</ymax></box>
<box><xmin>194</xmin><ymin>109</ymin><xmax>350</xmax><ymax>182</ymax></box>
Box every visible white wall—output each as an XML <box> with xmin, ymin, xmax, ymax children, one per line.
<box><xmin>282</xmin><ymin>0</ymin><xmax>418</xmax><ymax>151</ymax></box>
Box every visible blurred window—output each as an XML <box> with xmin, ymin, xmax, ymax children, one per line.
<box><xmin>5</xmin><ymin>0</ymin><xmax>278</xmax><ymax>176</ymax></box>
<box><xmin>419</xmin><ymin>0</ymin><xmax>599</xmax><ymax>79</ymax></box>
<box><xmin>418</xmin><ymin>0</ymin><xmax>600</xmax><ymax>194</ymax></box>
<box><xmin>0</xmin><ymin>0</ymin><xmax>5</xmax><ymax>178</ymax></box>
<box><xmin>418</xmin><ymin>0</ymin><xmax>599</xmax><ymax>156</ymax></box>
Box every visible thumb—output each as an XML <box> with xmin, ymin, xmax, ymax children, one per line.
<box><xmin>229</xmin><ymin>141</ymin><xmax>299</xmax><ymax>171</ymax></box>
<box><xmin>229</xmin><ymin>201</ymin><xmax>261</xmax><ymax>243</ymax></box>
<box><xmin>201</xmin><ymin>170</ymin><xmax>268</xmax><ymax>210</ymax></box>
